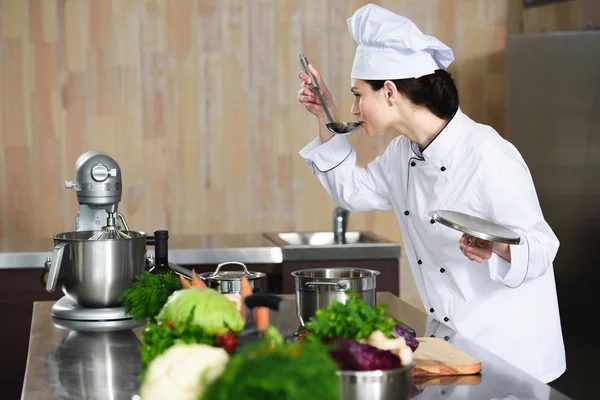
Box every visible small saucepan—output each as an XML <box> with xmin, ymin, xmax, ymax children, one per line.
<box><xmin>197</xmin><ymin>261</ymin><xmax>266</xmax><ymax>295</ymax></box>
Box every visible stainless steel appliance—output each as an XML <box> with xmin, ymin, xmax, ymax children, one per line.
<box><xmin>65</xmin><ymin>151</ymin><xmax>127</xmax><ymax>232</ymax></box>
<box><xmin>46</xmin><ymin>231</ymin><xmax>147</xmax><ymax>308</ymax></box>
<box><xmin>507</xmin><ymin>30</ymin><xmax>600</xmax><ymax>399</ymax></box>
<box><xmin>44</xmin><ymin>151</ymin><xmax>147</xmax><ymax>331</ymax></box>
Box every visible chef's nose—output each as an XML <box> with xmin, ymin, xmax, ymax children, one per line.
<box><xmin>351</xmin><ymin>98</ymin><xmax>360</xmax><ymax>115</ymax></box>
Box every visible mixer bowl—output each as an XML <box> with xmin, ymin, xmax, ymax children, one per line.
<box><xmin>46</xmin><ymin>231</ymin><xmax>147</xmax><ymax>308</ymax></box>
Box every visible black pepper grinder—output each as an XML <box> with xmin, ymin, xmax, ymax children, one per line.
<box><xmin>153</xmin><ymin>230</ymin><xmax>170</xmax><ymax>273</ymax></box>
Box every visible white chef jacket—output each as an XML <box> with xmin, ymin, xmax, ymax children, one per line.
<box><xmin>299</xmin><ymin>108</ymin><xmax>566</xmax><ymax>383</ymax></box>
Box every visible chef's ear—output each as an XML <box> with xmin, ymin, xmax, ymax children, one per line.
<box><xmin>383</xmin><ymin>80</ymin><xmax>397</xmax><ymax>106</ymax></box>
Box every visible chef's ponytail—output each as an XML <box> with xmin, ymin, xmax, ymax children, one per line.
<box><xmin>366</xmin><ymin>69</ymin><xmax>459</xmax><ymax>119</ymax></box>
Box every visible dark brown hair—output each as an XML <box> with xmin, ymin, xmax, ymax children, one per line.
<box><xmin>365</xmin><ymin>69</ymin><xmax>459</xmax><ymax>119</ymax></box>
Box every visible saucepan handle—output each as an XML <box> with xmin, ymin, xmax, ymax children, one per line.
<box><xmin>46</xmin><ymin>242</ymin><xmax>68</xmax><ymax>292</ymax></box>
<box><xmin>244</xmin><ymin>293</ymin><xmax>284</xmax><ymax>311</ymax></box>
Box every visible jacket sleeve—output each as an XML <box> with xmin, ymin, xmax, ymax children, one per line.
<box><xmin>298</xmin><ymin>135</ymin><xmax>395</xmax><ymax>212</ymax></box>
<box><xmin>480</xmin><ymin>140</ymin><xmax>560</xmax><ymax>288</ymax></box>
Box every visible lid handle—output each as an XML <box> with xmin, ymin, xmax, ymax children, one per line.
<box><xmin>211</xmin><ymin>261</ymin><xmax>250</xmax><ymax>277</ymax></box>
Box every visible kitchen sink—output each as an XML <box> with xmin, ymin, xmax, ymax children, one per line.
<box><xmin>262</xmin><ymin>231</ymin><xmax>401</xmax><ymax>261</ymax></box>
<box><xmin>276</xmin><ymin>231</ymin><xmax>378</xmax><ymax>246</ymax></box>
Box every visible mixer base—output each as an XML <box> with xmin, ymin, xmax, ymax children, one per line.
<box><xmin>51</xmin><ymin>296</ymin><xmax>145</xmax><ymax>332</ymax></box>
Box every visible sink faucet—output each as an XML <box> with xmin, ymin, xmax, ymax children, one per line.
<box><xmin>333</xmin><ymin>207</ymin><xmax>349</xmax><ymax>244</ymax></box>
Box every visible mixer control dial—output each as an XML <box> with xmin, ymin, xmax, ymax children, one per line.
<box><xmin>91</xmin><ymin>164</ymin><xmax>109</xmax><ymax>182</ymax></box>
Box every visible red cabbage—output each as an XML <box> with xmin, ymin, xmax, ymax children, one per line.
<box><xmin>392</xmin><ymin>325</ymin><xmax>419</xmax><ymax>352</ymax></box>
<box><xmin>321</xmin><ymin>337</ymin><xmax>401</xmax><ymax>371</ymax></box>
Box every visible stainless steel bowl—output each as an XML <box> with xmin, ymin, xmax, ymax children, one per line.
<box><xmin>292</xmin><ymin>268</ymin><xmax>379</xmax><ymax>326</ymax></box>
<box><xmin>45</xmin><ymin>230</ymin><xmax>147</xmax><ymax>308</ymax></box>
<box><xmin>337</xmin><ymin>363</ymin><xmax>414</xmax><ymax>400</ymax></box>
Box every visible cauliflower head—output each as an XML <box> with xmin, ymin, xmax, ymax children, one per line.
<box><xmin>140</xmin><ymin>343</ymin><xmax>229</xmax><ymax>400</ymax></box>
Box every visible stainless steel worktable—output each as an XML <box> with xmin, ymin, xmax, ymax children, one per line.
<box><xmin>21</xmin><ymin>293</ymin><xmax>572</xmax><ymax>400</ymax></box>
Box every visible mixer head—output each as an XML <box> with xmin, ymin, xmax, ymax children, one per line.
<box><xmin>65</xmin><ymin>151</ymin><xmax>122</xmax><ymax>214</ymax></box>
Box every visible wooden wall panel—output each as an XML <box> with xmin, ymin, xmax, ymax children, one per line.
<box><xmin>0</xmin><ymin>0</ymin><xmax>587</xmax><ymax>309</ymax></box>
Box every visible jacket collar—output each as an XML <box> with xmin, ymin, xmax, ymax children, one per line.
<box><xmin>410</xmin><ymin>107</ymin><xmax>465</xmax><ymax>166</ymax></box>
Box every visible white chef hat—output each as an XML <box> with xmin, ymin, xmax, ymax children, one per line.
<box><xmin>347</xmin><ymin>3</ymin><xmax>454</xmax><ymax>80</ymax></box>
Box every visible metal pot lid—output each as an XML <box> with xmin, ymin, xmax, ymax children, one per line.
<box><xmin>429</xmin><ymin>210</ymin><xmax>522</xmax><ymax>245</ymax></box>
<box><xmin>200</xmin><ymin>261</ymin><xmax>265</xmax><ymax>281</ymax></box>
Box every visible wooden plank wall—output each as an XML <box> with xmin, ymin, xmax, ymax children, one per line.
<box><xmin>0</xmin><ymin>0</ymin><xmax>590</xmax><ymax>309</ymax></box>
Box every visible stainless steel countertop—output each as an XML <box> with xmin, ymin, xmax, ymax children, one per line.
<box><xmin>21</xmin><ymin>293</ymin><xmax>572</xmax><ymax>400</ymax></box>
<box><xmin>0</xmin><ymin>232</ymin><xmax>402</xmax><ymax>269</ymax></box>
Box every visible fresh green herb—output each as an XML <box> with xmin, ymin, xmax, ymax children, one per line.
<box><xmin>118</xmin><ymin>271</ymin><xmax>182</xmax><ymax>321</ymax></box>
<box><xmin>304</xmin><ymin>291</ymin><xmax>397</xmax><ymax>341</ymax></box>
<box><xmin>139</xmin><ymin>307</ymin><xmax>214</xmax><ymax>373</ymax></box>
<box><xmin>201</xmin><ymin>340</ymin><xmax>340</xmax><ymax>400</ymax></box>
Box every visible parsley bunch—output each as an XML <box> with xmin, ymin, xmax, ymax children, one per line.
<box><xmin>201</xmin><ymin>340</ymin><xmax>340</xmax><ymax>400</ymax></box>
<box><xmin>119</xmin><ymin>271</ymin><xmax>182</xmax><ymax>321</ymax></box>
<box><xmin>304</xmin><ymin>291</ymin><xmax>396</xmax><ymax>341</ymax></box>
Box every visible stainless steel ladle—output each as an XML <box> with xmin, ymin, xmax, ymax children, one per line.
<box><xmin>299</xmin><ymin>54</ymin><xmax>361</xmax><ymax>135</ymax></box>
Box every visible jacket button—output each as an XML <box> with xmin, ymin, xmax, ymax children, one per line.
<box><xmin>440</xmin><ymin>268</ymin><xmax>445</xmax><ymax>273</ymax></box>
<box><xmin>444</xmin><ymin>336</ymin><xmax>450</xmax><ymax>341</ymax></box>
<box><xmin>418</xmin><ymin>260</ymin><xmax>422</xmax><ymax>265</ymax></box>
<box><xmin>444</xmin><ymin>317</ymin><xmax>449</xmax><ymax>322</ymax></box>
<box><xmin>404</xmin><ymin>210</ymin><xmax>410</xmax><ymax>216</ymax></box>
<box><xmin>429</xmin><ymin>308</ymin><xmax>435</xmax><ymax>313</ymax></box>
<box><xmin>441</xmin><ymin>166</ymin><xmax>446</xmax><ymax>171</ymax></box>
<box><xmin>410</xmin><ymin>161</ymin><xmax>416</xmax><ymax>167</ymax></box>
<box><xmin>430</xmin><ymin>219</ymin><xmax>435</xmax><ymax>224</ymax></box>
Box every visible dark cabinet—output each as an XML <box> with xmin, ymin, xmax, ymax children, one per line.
<box><xmin>0</xmin><ymin>269</ymin><xmax>63</xmax><ymax>400</ymax></box>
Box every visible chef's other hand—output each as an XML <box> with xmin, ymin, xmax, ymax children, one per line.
<box><xmin>459</xmin><ymin>233</ymin><xmax>493</xmax><ymax>263</ymax></box>
<box><xmin>297</xmin><ymin>63</ymin><xmax>338</xmax><ymax>121</ymax></box>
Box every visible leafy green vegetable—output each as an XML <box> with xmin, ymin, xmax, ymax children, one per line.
<box><xmin>201</xmin><ymin>340</ymin><xmax>340</xmax><ymax>400</ymax></box>
<box><xmin>118</xmin><ymin>271</ymin><xmax>182</xmax><ymax>321</ymax></box>
<box><xmin>138</xmin><ymin>307</ymin><xmax>215</xmax><ymax>382</ymax></box>
<box><xmin>140</xmin><ymin>307</ymin><xmax>215</xmax><ymax>369</ymax></box>
<box><xmin>157</xmin><ymin>287</ymin><xmax>244</xmax><ymax>335</ymax></box>
<box><xmin>264</xmin><ymin>325</ymin><xmax>284</xmax><ymax>346</ymax></box>
<box><xmin>304</xmin><ymin>291</ymin><xmax>397</xmax><ymax>341</ymax></box>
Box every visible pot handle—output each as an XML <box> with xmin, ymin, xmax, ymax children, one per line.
<box><xmin>210</xmin><ymin>261</ymin><xmax>250</xmax><ymax>277</ymax></box>
<box><xmin>306</xmin><ymin>281</ymin><xmax>350</xmax><ymax>290</ymax></box>
<box><xmin>46</xmin><ymin>242</ymin><xmax>68</xmax><ymax>292</ymax></box>
<box><xmin>244</xmin><ymin>293</ymin><xmax>283</xmax><ymax>311</ymax></box>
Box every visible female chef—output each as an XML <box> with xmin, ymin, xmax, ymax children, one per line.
<box><xmin>296</xmin><ymin>3</ymin><xmax>565</xmax><ymax>383</ymax></box>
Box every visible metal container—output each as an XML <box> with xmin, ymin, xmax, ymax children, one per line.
<box><xmin>292</xmin><ymin>268</ymin><xmax>379</xmax><ymax>326</ymax></box>
<box><xmin>198</xmin><ymin>261</ymin><xmax>266</xmax><ymax>294</ymax></box>
<box><xmin>337</xmin><ymin>363</ymin><xmax>414</xmax><ymax>400</ymax></box>
<box><xmin>45</xmin><ymin>230</ymin><xmax>147</xmax><ymax>308</ymax></box>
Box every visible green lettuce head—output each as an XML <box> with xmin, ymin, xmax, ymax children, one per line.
<box><xmin>157</xmin><ymin>288</ymin><xmax>244</xmax><ymax>335</ymax></box>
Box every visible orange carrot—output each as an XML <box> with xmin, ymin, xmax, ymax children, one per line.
<box><xmin>179</xmin><ymin>274</ymin><xmax>191</xmax><ymax>288</ymax></box>
<box><xmin>240</xmin><ymin>276</ymin><xmax>253</xmax><ymax>321</ymax></box>
<box><xmin>254</xmin><ymin>307</ymin><xmax>270</xmax><ymax>331</ymax></box>
<box><xmin>191</xmin><ymin>270</ymin><xmax>207</xmax><ymax>288</ymax></box>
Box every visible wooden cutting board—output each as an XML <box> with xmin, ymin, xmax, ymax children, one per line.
<box><xmin>411</xmin><ymin>337</ymin><xmax>482</xmax><ymax>377</ymax></box>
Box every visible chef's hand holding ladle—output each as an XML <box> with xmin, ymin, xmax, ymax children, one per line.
<box><xmin>297</xmin><ymin>54</ymin><xmax>361</xmax><ymax>136</ymax></box>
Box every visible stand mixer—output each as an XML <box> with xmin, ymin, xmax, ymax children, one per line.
<box><xmin>45</xmin><ymin>151</ymin><xmax>147</xmax><ymax>332</ymax></box>
<box><xmin>65</xmin><ymin>151</ymin><xmax>130</xmax><ymax>235</ymax></box>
